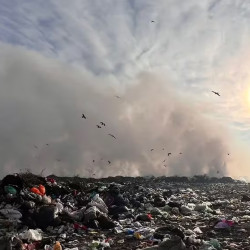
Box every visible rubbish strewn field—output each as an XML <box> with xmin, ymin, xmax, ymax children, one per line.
<box><xmin>0</xmin><ymin>173</ymin><xmax>250</xmax><ymax>249</ymax></box>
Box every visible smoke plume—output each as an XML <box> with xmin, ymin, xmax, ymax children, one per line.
<box><xmin>0</xmin><ymin>44</ymin><xmax>230</xmax><ymax>178</ymax></box>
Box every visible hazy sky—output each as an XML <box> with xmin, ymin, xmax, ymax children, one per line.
<box><xmin>1</xmin><ymin>0</ymin><xmax>250</xmax><ymax>178</ymax></box>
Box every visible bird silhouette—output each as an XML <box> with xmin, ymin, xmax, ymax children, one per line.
<box><xmin>97</xmin><ymin>125</ymin><xmax>101</xmax><ymax>128</ymax></box>
<box><xmin>168</xmin><ymin>153</ymin><xmax>171</xmax><ymax>156</ymax></box>
<box><xmin>56</xmin><ymin>159</ymin><xmax>61</xmax><ymax>162</ymax></box>
<box><xmin>163</xmin><ymin>159</ymin><xmax>166</xmax><ymax>163</ymax></box>
<box><xmin>164</xmin><ymin>165</ymin><xmax>167</xmax><ymax>168</ymax></box>
<box><xmin>228</xmin><ymin>153</ymin><xmax>230</xmax><ymax>155</ymax></box>
<box><xmin>82</xmin><ymin>113</ymin><xmax>86</xmax><ymax>119</ymax></box>
<box><xmin>217</xmin><ymin>170</ymin><xmax>220</xmax><ymax>174</ymax></box>
<box><xmin>115</xmin><ymin>95</ymin><xmax>121</xmax><ymax>99</ymax></box>
<box><xmin>151</xmin><ymin>20</ymin><xmax>155</xmax><ymax>23</ymax></box>
<box><xmin>150</xmin><ymin>149</ymin><xmax>154</xmax><ymax>151</ymax></box>
<box><xmin>34</xmin><ymin>145</ymin><xmax>38</xmax><ymax>149</ymax></box>
<box><xmin>108</xmin><ymin>134</ymin><xmax>116</xmax><ymax>139</ymax></box>
<box><xmin>179</xmin><ymin>152</ymin><xmax>182</xmax><ymax>154</ymax></box>
<box><xmin>108</xmin><ymin>161</ymin><xmax>111</xmax><ymax>164</ymax></box>
<box><xmin>211</xmin><ymin>91</ymin><xmax>220</xmax><ymax>96</ymax></box>
<box><xmin>46</xmin><ymin>144</ymin><xmax>49</xmax><ymax>146</ymax></box>
<box><xmin>100</xmin><ymin>122</ymin><xmax>106</xmax><ymax>126</ymax></box>
<box><xmin>162</xmin><ymin>148</ymin><xmax>164</xmax><ymax>150</ymax></box>
<box><xmin>93</xmin><ymin>160</ymin><xmax>95</xmax><ymax>163</ymax></box>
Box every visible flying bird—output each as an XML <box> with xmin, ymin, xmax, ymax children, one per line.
<box><xmin>168</xmin><ymin>153</ymin><xmax>171</xmax><ymax>156</ymax></box>
<box><xmin>228</xmin><ymin>153</ymin><xmax>230</xmax><ymax>155</ymax></box>
<box><xmin>150</xmin><ymin>149</ymin><xmax>154</xmax><ymax>151</ymax></box>
<box><xmin>163</xmin><ymin>159</ymin><xmax>166</xmax><ymax>163</ymax></box>
<box><xmin>56</xmin><ymin>159</ymin><xmax>61</xmax><ymax>162</ymax></box>
<box><xmin>151</xmin><ymin>20</ymin><xmax>155</xmax><ymax>23</ymax></box>
<box><xmin>162</xmin><ymin>148</ymin><xmax>165</xmax><ymax>150</ymax></box>
<box><xmin>46</xmin><ymin>144</ymin><xmax>49</xmax><ymax>146</ymax></box>
<box><xmin>179</xmin><ymin>152</ymin><xmax>182</xmax><ymax>154</ymax></box>
<box><xmin>163</xmin><ymin>165</ymin><xmax>167</xmax><ymax>168</ymax></box>
<box><xmin>115</xmin><ymin>95</ymin><xmax>121</xmax><ymax>99</ymax></box>
<box><xmin>211</xmin><ymin>91</ymin><xmax>220</xmax><ymax>96</ymax></box>
<box><xmin>100</xmin><ymin>122</ymin><xmax>106</xmax><ymax>126</ymax></box>
<box><xmin>108</xmin><ymin>161</ymin><xmax>111</xmax><ymax>164</ymax></box>
<box><xmin>82</xmin><ymin>114</ymin><xmax>86</xmax><ymax>119</ymax></box>
<box><xmin>93</xmin><ymin>160</ymin><xmax>95</xmax><ymax>163</ymax></box>
<box><xmin>97</xmin><ymin>125</ymin><xmax>101</xmax><ymax>128</ymax></box>
<box><xmin>217</xmin><ymin>170</ymin><xmax>220</xmax><ymax>174</ymax></box>
<box><xmin>34</xmin><ymin>145</ymin><xmax>38</xmax><ymax>149</ymax></box>
<box><xmin>108</xmin><ymin>134</ymin><xmax>116</xmax><ymax>139</ymax></box>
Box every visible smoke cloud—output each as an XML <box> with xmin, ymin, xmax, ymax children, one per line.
<box><xmin>0</xmin><ymin>44</ymin><xmax>230</xmax><ymax>178</ymax></box>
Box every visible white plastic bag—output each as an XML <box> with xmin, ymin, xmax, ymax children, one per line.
<box><xmin>19</xmin><ymin>229</ymin><xmax>43</xmax><ymax>241</ymax></box>
<box><xmin>90</xmin><ymin>194</ymin><xmax>108</xmax><ymax>214</ymax></box>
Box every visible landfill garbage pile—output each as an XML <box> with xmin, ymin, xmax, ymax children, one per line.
<box><xmin>0</xmin><ymin>172</ymin><xmax>250</xmax><ymax>249</ymax></box>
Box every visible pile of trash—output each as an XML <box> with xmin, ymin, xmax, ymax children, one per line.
<box><xmin>0</xmin><ymin>172</ymin><xmax>250</xmax><ymax>249</ymax></box>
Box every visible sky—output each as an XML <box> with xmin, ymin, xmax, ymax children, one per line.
<box><xmin>0</xmin><ymin>0</ymin><xmax>250</xmax><ymax>178</ymax></box>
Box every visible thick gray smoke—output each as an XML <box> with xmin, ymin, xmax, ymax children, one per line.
<box><xmin>0</xmin><ymin>44</ymin><xmax>229</xmax><ymax>178</ymax></box>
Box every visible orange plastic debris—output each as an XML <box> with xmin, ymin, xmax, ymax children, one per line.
<box><xmin>39</xmin><ymin>184</ymin><xmax>46</xmax><ymax>195</ymax></box>
<box><xmin>30</xmin><ymin>187</ymin><xmax>42</xmax><ymax>196</ymax></box>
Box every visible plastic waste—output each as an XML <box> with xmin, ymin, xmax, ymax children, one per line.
<box><xmin>74</xmin><ymin>223</ymin><xmax>88</xmax><ymax>231</ymax></box>
<box><xmin>134</xmin><ymin>231</ymin><xmax>144</xmax><ymax>239</ymax></box>
<box><xmin>42</xmin><ymin>195</ymin><xmax>52</xmax><ymax>204</ymax></box>
<box><xmin>53</xmin><ymin>241</ymin><xmax>62</xmax><ymax>250</ymax></box>
<box><xmin>39</xmin><ymin>185</ymin><xmax>46</xmax><ymax>195</ymax></box>
<box><xmin>214</xmin><ymin>219</ymin><xmax>234</xmax><ymax>229</ymax></box>
<box><xmin>44</xmin><ymin>245</ymin><xmax>53</xmax><ymax>250</ymax></box>
<box><xmin>46</xmin><ymin>177</ymin><xmax>56</xmax><ymax>184</ymax></box>
<box><xmin>193</xmin><ymin>227</ymin><xmax>203</xmax><ymax>234</ymax></box>
<box><xmin>209</xmin><ymin>239</ymin><xmax>221</xmax><ymax>249</ymax></box>
<box><xmin>126</xmin><ymin>229</ymin><xmax>134</xmax><ymax>235</ymax></box>
<box><xmin>4</xmin><ymin>185</ymin><xmax>17</xmax><ymax>195</ymax></box>
<box><xmin>19</xmin><ymin>229</ymin><xmax>43</xmax><ymax>241</ymax></box>
<box><xmin>55</xmin><ymin>202</ymin><xmax>64</xmax><ymax>215</ymax></box>
<box><xmin>66</xmin><ymin>207</ymin><xmax>85</xmax><ymax>221</ymax></box>
<box><xmin>0</xmin><ymin>208</ymin><xmax>22</xmax><ymax>220</ymax></box>
<box><xmin>84</xmin><ymin>206</ymin><xmax>100</xmax><ymax>223</ymax></box>
<box><xmin>90</xmin><ymin>194</ymin><xmax>108</xmax><ymax>214</ymax></box>
<box><xmin>31</xmin><ymin>187</ymin><xmax>43</xmax><ymax>196</ymax></box>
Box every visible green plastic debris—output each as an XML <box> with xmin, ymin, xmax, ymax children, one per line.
<box><xmin>209</xmin><ymin>239</ymin><xmax>221</xmax><ymax>250</ymax></box>
<box><xmin>4</xmin><ymin>185</ymin><xmax>17</xmax><ymax>195</ymax></box>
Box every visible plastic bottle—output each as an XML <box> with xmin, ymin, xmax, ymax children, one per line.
<box><xmin>53</xmin><ymin>241</ymin><xmax>62</xmax><ymax>250</ymax></box>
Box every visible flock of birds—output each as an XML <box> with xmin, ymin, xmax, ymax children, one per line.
<box><xmin>81</xmin><ymin>112</ymin><xmax>117</xmax><ymax>141</ymax></box>
<box><xmin>30</xmin><ymin>15</ymin><xmax>224</xmax><ymax>178</ymax></box>
<box><xmin>31</xmin><ymin>88</ymin><xmax>226</xmax><ymax>176</ymax></box>
<box><xmin>79</xmin><ymin>95</ymin><xmax>121</xmax><ymax>175</ymax></box>
<box><xmin>81</xmin><ymin>88</ymin><xmax>225</xmax><ymax>174</ymax></box>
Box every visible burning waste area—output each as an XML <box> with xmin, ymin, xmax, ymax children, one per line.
<box><xmin>0</xmin><ymin>172</ymin><xmax>250</xmax><ymax>249</ymax></box>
